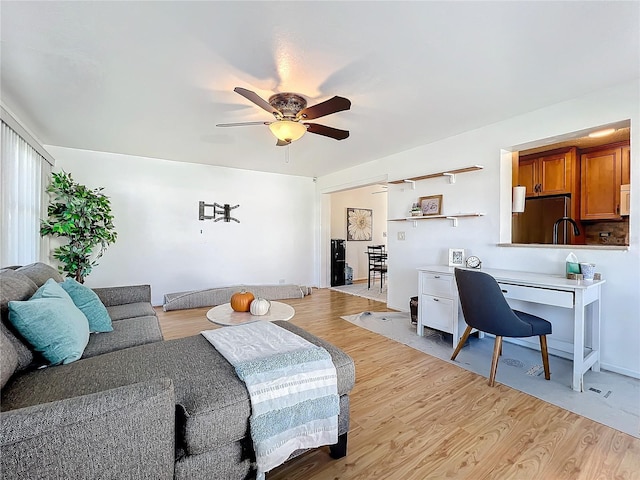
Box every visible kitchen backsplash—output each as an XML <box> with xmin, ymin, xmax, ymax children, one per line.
<box><xmin>584</xmin><ymin>219</ymin><xmax>629</xmax><ymax>245</ymax></box>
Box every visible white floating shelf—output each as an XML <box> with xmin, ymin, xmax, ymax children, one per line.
<box><xmin>388</xmin><ymin>165</ymin><xmax>484</xmax><ymax>185</ymax></box>
<box><xmin>388</xmin><ymin>213</ymin><xmax>486</xmax><ymax>227</ymax></box>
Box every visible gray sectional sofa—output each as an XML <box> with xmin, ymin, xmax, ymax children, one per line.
<box><xmin>1</xmin><ymin>263</ymin><xmax>355</xmax><ymax>479</ymax></box>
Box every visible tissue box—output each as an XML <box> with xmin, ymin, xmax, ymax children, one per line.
<box><xmin>566</xmin><ymin>262</ymin><xmax>581</xmax><ymax>278</ymax></box>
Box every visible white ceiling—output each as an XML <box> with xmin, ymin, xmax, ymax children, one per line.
<box><xmin>1</xmin><ymin>1</ymin><xmax>638</xmax><ymax>178</ymax></box>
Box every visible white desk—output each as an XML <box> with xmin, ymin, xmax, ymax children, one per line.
<box><xmin>417</xmin><ymin>265</ymin><xmax>605</xmax><ymax>392</ymax></box>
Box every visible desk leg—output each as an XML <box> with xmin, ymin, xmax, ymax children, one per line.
<box><xmin>573</xmin><ymin>289</ymin><xmax>585</xmax><ymax>392</ymax></box>
<box><xmin>591</xmin><ymin>290</ymin><xmax>601</xmax><ymax>373</ymax></box>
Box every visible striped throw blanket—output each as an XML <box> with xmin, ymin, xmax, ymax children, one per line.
<box><xmin>201</xmin><ymin>322</ymin><xmax>339</xmax><ymax>479</ymax></box>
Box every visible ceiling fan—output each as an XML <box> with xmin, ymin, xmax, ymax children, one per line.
<box><xmin>217</xmin><ymin>87</ymin><xmax>351</xmax><ymax>146</ymax></box>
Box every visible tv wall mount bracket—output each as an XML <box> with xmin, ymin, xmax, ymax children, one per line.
<box><xmin>198</xmin><ymin>201</ymin><xmax>240</xmax><ymax>223</ymax></box>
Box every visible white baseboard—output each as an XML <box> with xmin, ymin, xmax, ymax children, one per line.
<box><xmin>599</xmin><ymin>363</ymin><xmax>640</xmax><ymax>379</ymax></box>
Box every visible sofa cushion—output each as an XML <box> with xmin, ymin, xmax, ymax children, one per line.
<box><xmin>0</xmin><ymin>323</ymin><xmax>33</xmax><ymax>373</ymax></box>
<box><xmin>15</xmin><ymin>262</ymin><xmax>63</xmax><ymax>287</ymax></box>
<box><xmin>93</xmin><ymin>285</ymin><xmax>151</xmax><ymax>308</ymax></box>
<box><xmin>60</xmin><ymin>278</ymin><xmax>113</xmax><ymax>333</ymax></box>
<box><xmin>0</xmin><ymin>269</ymin><xmax>38</xmax><ymax>370</ymax></box>
<box><xmin>106</xmin><ymin>302</ymin><xmax>157</xmax><ymax>321</ymax></box>
<box><xmin>174</xmin><ymin>441</ymin><xmax>252</xmax><ymax>480</ymax></box>
<box><xmin>0</xmin><ymin>335</ymin><xmax>249</xmax><ymax>455</ymax></box>
<box><xmin>82</xmin><ymin>316</ymin><xmax>163</xmax><ymax>358</ymax></box>
<box><xmin>0</xmin><ymin>378</ymin><xmax>175</xmax><ymax>479</ymax></box>
<box><xmin>8</xmin><ymin>279</ymin><xmax>90</xmax><ymax>365</ymax></box>
<box><xmin>0</xmin><ymin>269</ymin><xmax>38</xmax><ymax>297</ymax></box>
<box><xmin>0</xmin><ymin>328</ymin><xmax>19</xmax><ymax>389</ymax></box>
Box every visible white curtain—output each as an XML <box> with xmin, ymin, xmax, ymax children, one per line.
<box><xmin>0</xmin><ymin>121</ymin><xmax>51</xmax><ymax>266</ymax></box>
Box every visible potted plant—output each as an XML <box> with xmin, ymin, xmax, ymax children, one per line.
<box><xmin>40</xmin><ymin>171</ymin><xmax>117</xmax><ymax>283</ymax></box>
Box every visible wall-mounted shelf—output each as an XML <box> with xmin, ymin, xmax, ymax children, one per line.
<box><xmin>389</xmin><ymin>165</ymin><xmax>484</xmax><ymax>187</ymax></box>
<box><xmin>388</xmin><ymin>213</ymin><xmax>485</xmax><ymax>227</ymax></box>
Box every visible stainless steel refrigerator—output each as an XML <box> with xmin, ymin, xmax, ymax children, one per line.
<box><xmin>512</xmin><ymin>195</ymin><xmax>570</xmax><ymax>244</ymax></box>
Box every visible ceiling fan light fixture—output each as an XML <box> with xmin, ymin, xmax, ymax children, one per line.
<box><xmin>269</xmin><ymin>120</ymin><xmax>307</xmax><ymax>143</ymax></box>
<box><xmin>224</xmin><ymin>87</ymin><xmax>350</xmax><ymax>143</ymax></box>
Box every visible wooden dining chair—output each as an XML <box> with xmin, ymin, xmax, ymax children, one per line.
<box><xmin>451</xmin><ymin>268</ymin><xmax>552</xmax><ymax>387</ymax></box>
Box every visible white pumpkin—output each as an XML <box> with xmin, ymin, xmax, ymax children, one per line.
<box><xmin>250</xmin><ymin>298</ymin><xmax>271</xmax><ymax>316</ymax></box>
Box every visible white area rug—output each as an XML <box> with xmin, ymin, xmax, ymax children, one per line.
<box><xmin>341</xmin><ymin>311</ymin><xmax>640</xmax><ymax>438</ymax></box>
<box><xmin>329</xmin><ymin>282</ymin><xmax>387</xmax><ymax>303</ymax></box>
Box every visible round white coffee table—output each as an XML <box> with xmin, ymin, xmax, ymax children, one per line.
<box><xmin>206</xmin><ymin>301</ymin><xmax>295</xmax><ymax>326</ymax></box>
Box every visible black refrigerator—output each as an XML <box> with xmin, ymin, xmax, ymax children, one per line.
<box><xmin>331</xmin><ymin>239</ymin><xmax>346</xmax><ymax>286</ymax></box>
<box><xmin>512</xmin><ymin>195</ymin><xmax>570</xmax><ymax>244</ymax></box>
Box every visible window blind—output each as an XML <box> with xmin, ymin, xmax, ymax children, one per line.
<box><xmin>1</xmin><ymin>120</ymin><xmax>51</xmax><ymax>266</ymax></box>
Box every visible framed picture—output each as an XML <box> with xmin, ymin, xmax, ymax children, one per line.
<box><xmin>419</xmin><ymin>195</ymin><xmax>443</xmax><ymax>216</ymax></box>
<box><xmin>448</xmin><ymin>248</ymin><xmax>465</xmax><ymax>267</ymax></box>
<box><xmin>346</xmin><ymin>208</ymin><xmax>372</xmax><ymax>241</ymax></box>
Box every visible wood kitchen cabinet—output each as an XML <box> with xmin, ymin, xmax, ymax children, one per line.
<box><xmin>580</xmin><ymin>143</ymin><xmax>630</xmax><ymax>220</ymax></box>
<box><xmin>516</xmin><ymin>146</ymin><xmax>583</xmax><ymax>244</ymax></box>
<box><xmin>622</xmin><ymin>145</ymin><xmax>631</xmax><ymax>185</ymax></box>
<box><xmin>518</xmin><ymin>147</ymin><xmax>578</xmax><ymax>197</ymax></box>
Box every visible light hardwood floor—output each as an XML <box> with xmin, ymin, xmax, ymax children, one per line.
<box><xmin>156</xmin><ymin>288</ymin><xmax>640</xmax><ymax>480</ymax></box>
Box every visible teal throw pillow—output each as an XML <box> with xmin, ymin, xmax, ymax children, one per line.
<box><xmin>60</xmin><ymin>278</ymin><xmax>113</xmax><ymax>333</ymax></box>
<box><xmin>8</xmin><ymin>279</ymin><xmax>90</xmax><ymax>365</ymax></box>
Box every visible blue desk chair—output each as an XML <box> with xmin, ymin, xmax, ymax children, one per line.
<box><xmin>451</xmin><ymin>268</ymin><xmax>552</xmax><ymax>387</ymax></box>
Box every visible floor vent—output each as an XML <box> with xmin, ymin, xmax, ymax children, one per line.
<box><xmin>588</xmin><ymin>387</ymin><xmax>613</xmax><ymax>398</ymax></box>
<box><xmin>525</xmin><ymin>364</ymin><xmax>544</xmax><ymax>376</ymax></box>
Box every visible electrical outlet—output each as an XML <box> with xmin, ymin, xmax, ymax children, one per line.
<box><xmin>398</xmin><ymin>231</ymin><xmax>406</xmax><ymax>241</ymax></box>
<box><xmin>279</xmin><ymin>279</ymin><xmax>285</xmax><ymax>284</ymax></box>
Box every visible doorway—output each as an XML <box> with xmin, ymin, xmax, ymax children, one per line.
<box><xmin>327</xmin><ymin>184</ymin><xmax>388</xmax><ymax>301</ymax></box>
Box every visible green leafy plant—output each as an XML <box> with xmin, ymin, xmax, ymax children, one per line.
<box><xmin>40</xmin><ymin>171</ymin><xmax>117</xmax><ymax>283</ymax></box>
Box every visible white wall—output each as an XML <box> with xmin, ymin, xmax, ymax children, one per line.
<box><xmin>330</xmin><ymin>186</ymin><xmax>387</xmax><ymax>280</ymax></box>
<box><xmin>46</xmin><ymin>146</ymin><xmax>317</xmax><ymax>306</ymax></box>
<box><xmin>317</xmin><ymin>80</ymin><xmax>640</xmax><ymax>378</ymax></box>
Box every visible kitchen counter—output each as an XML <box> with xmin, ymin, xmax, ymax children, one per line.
<box><xmin>498</xmin><ymin>243</ymin><xmax>629</xmax><ymax>250</ymax></box>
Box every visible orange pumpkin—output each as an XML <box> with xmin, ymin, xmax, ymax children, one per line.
<box><xmin>230</xmin><ymin>290</ymin><xmax>255</xmax><ymax>312</ymax></box>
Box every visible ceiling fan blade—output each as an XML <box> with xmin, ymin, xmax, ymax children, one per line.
<box><xmin>276</xmin><ymin>139</ymin><xmax>291</xmax><ymax>147</ymax></box>
<box><xmin>305</xmin><ymin>123</ymin><xmax>350</xmax><ymax>140</ymax></box>
<box><xmin>216</xmin><ymin>121</ymin><xmax>270</xmax><ymax>127</ymax></box>
<box><xmin>233</xmin><ymin>87</ymin><xmax>281</xmax><ymax>117</ymax></box>
<box><xmin>297</xmin><ymin>96</ymin><xmax>351</xmax><ymax>120</ymax></box>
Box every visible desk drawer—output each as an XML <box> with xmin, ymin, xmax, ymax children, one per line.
<box><xmin>421</xmin><ymin>273</ymin><xmax>453</xmax><ymax>297</ymax></box>
<box><xmin>498</xmin><ymin>283</ymin><xmax>574</xmax><ymax>308</ymax></box>
<box><xmin>420</xmin><ymin>294</ymin><xmax>454</xmax><ymax>333</ymax></box>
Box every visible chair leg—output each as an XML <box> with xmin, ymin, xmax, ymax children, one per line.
<box><xmin>489</xmin><ymin>336</ymin><xmax>503</xmax><ymax>387</ymax></box>
<box><xmin>539</xmin><ymin>335</ymin><xmax>551</xmax><ymax>380</ymax></box>
<box><xmin>451</xmin><ymin>326</ymin><xmax>473</xmax><ymax>361</ymax></box>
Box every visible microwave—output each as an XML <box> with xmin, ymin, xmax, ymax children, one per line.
<box><xmin>620</xmin><ymin>184</ymin><xmax>630</xmax><ymax>216</ymax></box>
